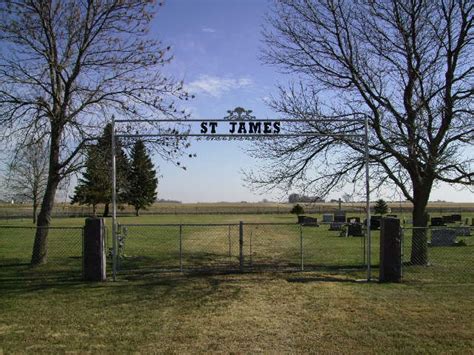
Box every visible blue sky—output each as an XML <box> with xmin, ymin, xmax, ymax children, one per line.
<box><xmin>146</xmin><ymin>0</ymin><xmax>472</xmax><ymax>203</ymax></box>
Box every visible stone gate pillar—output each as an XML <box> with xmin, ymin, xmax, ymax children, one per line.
<box><xmin>83</xmin><ymin>218</ymin><xmax>106</xmax><ymax>281</ymax></box>
<box><xmin>379</xmin><ymin>217</ymin><xmax>402</xmax><ymax>283</ymax></box>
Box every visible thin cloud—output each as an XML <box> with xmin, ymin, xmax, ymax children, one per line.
<box><xmin>187</xmin><ymin>75</ymin><xmax>254</xmax><ymax>97</ymax></box>
<box><xmin>202</xmin><ymin>27</ymin><xmax>216</xmax><ymax>33</ymax></box>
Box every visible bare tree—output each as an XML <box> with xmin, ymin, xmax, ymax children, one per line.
<box><xmin>250</xmin><ymin>0</ymin><xmax>473</xmax><ymax>264</ymax></box>
<box><xmin>341</xmin><ymin>193</ymin><xmax>352</xmax><ymax>204</ymax></box>
<box><xmin>0</xmin><ymin>1</ymin><xmax>193</xmax><ymax>265</ymax></box>
<box><xmin>6</xmin><ymin>138</ymin><xmax>48</xmax><ymax>223</ymax></box>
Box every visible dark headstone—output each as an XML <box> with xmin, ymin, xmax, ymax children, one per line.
<box><xmin>347</xmin><ymin>223</ymin><xmax>363</xmax><ymax>237</ymax></box>
<box><xmin>301</xmin><ymin>216</ymin><xmax>318</xmax><ymax>226</ymax></box>
<box><xmin>365</xmin><ymin>216</ymin><xmax>381</xmax><ymax>230</ymax></box>
<box><xmin>379</xmin><ymin>218</ymin><xmax>401</xmax><ymax>283</ymax></box>
<box><xmin>334</xmin><ymin>211</ymin><xmax>346</xmax><ymax>223</ymax></box>
<box><xmin>431</xmin><ymin>229</ymin><xmax>457</xmax><ymax>246</ymax></box>
<box><xmin>329</xmin><ymin>222</ymin><xmax>345</xmax><ymax>231</ymax></box>
<box><xmin>347</xmin><ymin>217</ymin><xmax>360</xmax><ymax>223</ymax></box>
<box><xmin>451</xmin><ymin>214</ymin><xmax>462</xmax><ymax>222</ymax></box>
<box><xmin>431</xmin><ymin>217</ymin><xmax>445</xmax><ymax>227</ymax></box>
<box><xmin>454</xmin><ymin>227</ymin><xmax>471</xmax><ymax>237</ymax></box>
<box><xmin>442</xmin><ymin>215</ymin><xmax>454</xmax><ymax>224</ymax></box>
<box><xmin>297</xmin><ymin>215</ymin><xmax>306</xmax><ymax>224</ymax></box>
<box><xmin>83</xmin><ymin>218</ymin><xmax>106</xmax><ymax>282</ymax></box>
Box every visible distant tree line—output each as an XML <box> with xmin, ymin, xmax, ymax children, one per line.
<box><xmin>288</xmin><ymin>193</ymin><xmax>324</xmax><ymax>204</ymax></box>
<box><xmin>157</xmin><ymin>199</ymin><xmax>182</xmax><ymax>204</ymax></box>
<box><xmin>71</xmin><ymin>124</ymin><xmax>158</xmax><ymax>217</ymax></box>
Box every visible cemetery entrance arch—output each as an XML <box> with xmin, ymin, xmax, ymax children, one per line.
<box><xmin>110</xmin><ymin>108</ymin><xmax>372</xmax><ymax>280</ymax></box>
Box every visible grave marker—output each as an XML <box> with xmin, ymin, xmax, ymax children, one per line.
<box><xmin>322</xmin><ymin>214</ymin><xmax>334</xmax><ymax>223</ymax></box>
<box><xmin>431</xmin><ymin>229</ymin><xmax>457</xmax><ymax>246</ymax></box>
<box><xmin>347</xmin><ymin>223</ymin><xmax>363</xmax><ymax>237</ymax></box>
<box><xmin>451</xmin><ymin>214</ymin><xmax>462</xmax><ymax>222</ymax></box>
<box><xmin>334</xmin><ymin>211</ymin><xmax>346</xmax><ymax>223</ymax></box>
<box><xmin>431</xmin><ymin>217</ymin><xmax>445</xmax><ymax>227</ymax></box>
<box><xmin>301</xmin><ymin>216</ymin><xmax>318</xmax><ymax>226</ymax></box>
<box><xmin>329</xmin><ymin>222</ymin><xmax>345</xmax><ymax>231</ymax></box>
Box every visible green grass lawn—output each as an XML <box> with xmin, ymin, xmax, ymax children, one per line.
<box><xmin>0</xmin><ymin>214</ymin><xmax>473</xmax><ymax>352</ymax></box>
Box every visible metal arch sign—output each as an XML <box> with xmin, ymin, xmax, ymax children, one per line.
<box><xmin>200</xmin><ymin>107</ymin><xmax>281</xmax><ymax>135</ymax></box>
<box><xmin>114</xmin><ymin>107</ymin><xmax>365</xmax><ymax>140</ymax></box>
<box><xmin>200</xmin><ymin>120</ymin><xmax>281</xmax><ymax>135</ymax></box>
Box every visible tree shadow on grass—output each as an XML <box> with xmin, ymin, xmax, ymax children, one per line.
<box><xmin>0</xmin><ymin>253</ymin><xmax>374</xmax><ymax>296</ymax></box>
<box><xmin>0</xmin><ymin>257</ymin><xmax>84</xmax><ymax>295</ymax></box>
<box><xmin>286</xmin><ymin>276</ymin><xmax>359</xmax><ymax>283</ymax></box>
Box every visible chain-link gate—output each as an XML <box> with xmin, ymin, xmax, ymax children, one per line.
<box><xmin>114</xmin><ymin>222</ymin><xmax>367</xmax><ymax>277</ymax></box>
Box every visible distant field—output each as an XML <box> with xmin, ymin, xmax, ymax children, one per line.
<box><xmin>1</xmin><ymin>200</ymin><xmax>474</xmax><ymax>219</ymax></box>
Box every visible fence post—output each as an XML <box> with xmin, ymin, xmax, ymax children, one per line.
<box><xmin>362</xmin><ymin>230</ymin><xmax>366</xmax><ymax>265</ymax></box>
<box><xmin>249</xmin><ymin>231</ymin><xmax>253</xmax><ymax>266</ymax></box>
<box><xmin>300</xmin><ymin>224</ymin><xmax>304</xmax><ymax>271</ymax></box>
<box><xmin>179</xmin><ymin>224</ymin><xmax>183</xmax><ymax>272</ymax></box>
<box><xmin>228</xmin><ymin>225</ymin><xmax>231</xmax><ymax>259</ymax></box>
<box><xmin>118</xmin><ymin>225</ymin><xmax>125</xmax><ymax>271</ymax></box>
<box><xmin>239</xmin><ymin>221</ymin><xmax>244</xmax><ymax>272</ymax></box>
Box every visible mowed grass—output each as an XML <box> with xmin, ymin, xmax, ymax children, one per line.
<box><xmin>1</xmin><ymin>213</ymin><xmax>473</xmax><ymax>353</ymax></box>
<box><xmin>1</xmin><ymin>272</ymin><xmax>473</xmax><ymax>353</ymax></box>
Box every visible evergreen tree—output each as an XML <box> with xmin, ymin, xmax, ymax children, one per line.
<box><xmin>290</xmin><ymin>204</ymin><xmax>304</xmax><ymax>215</ymax></box>
<box><xmin>127</xmin><ymin>140</ymin><xmax>158</xmax><ymax>216</ymax></box>
<box><xmin>71</xmin><ymin>124</ymin><xmax>129</xmax><ymax>216</ymax></box>
<box><xmin>374</xmin><ymin>199</ymin><xmax>389</xmax><ymax>216</ymax></box>
<box><xmin>71</xmin><ymin>145</ymin><xmax>103</xmax><ymax>216</ymax></box>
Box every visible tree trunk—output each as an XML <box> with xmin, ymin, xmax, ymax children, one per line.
<box><xmin>32</xmin><ymin>198</ymin><xmax>37</xmax><ymax>224</ymax></box>
<box><xmin>31</xmin><ymin>125</ymin><xmax>62</xmax><ymax>266</ymax></box>
<box><xmin>31</xmin><ymin>175</ymin><xmax>60</xmax><ymax>265</ymax></box>
<box><xmin>103</xmin><ymin>203</ymin><xmax>109</xmax><ymax>217</ymax></box>
<box><xmin>135</xmin><ymin>207</ymin><xmax>140</xmax><ymax>217</ymax></box>
<box><xmin>410</xmin><ymin>185</ymin><xmax>431</xmax><ymax>265</ymax></box>
<box><xmin>92</xmin><ymin>204</ymin><xmax>97</xmax><ymax>217</ymax></box>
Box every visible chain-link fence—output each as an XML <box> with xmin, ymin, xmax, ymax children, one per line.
<box><xmin>115</xmin><ymin>222</ymin><xmax>367</xmax><ymax>277</ymax></box>
<box><xmin>0</xmin><ymin>225</ymin><xmax>84</xmax><ymax>281</ymax></box>
<box><xmin>2</xmin><ymin>222</ymin><xmax>470</xmax><ymax>284</ymax></box>
<box><xmin>401</xmin><ymin>226</ymin><xmax>473</xmax><ymax>283</ymax></box>
<box><xmin>116</xmin><ymin>224</ymin><xmax>241</xmax><ymax>273</ymax></box>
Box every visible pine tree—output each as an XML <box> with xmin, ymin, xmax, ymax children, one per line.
<box><xmin>290</xmin><ymin>204</ymin><xmax>304</xmax><ymax>215</ymax></box>
<box><xmin>71</xmin><ymin>124</ymin><xmax>129</xmax><ymax>216</ymax></box>
<box><xmin>374</xmin><ymin>199</ymin><xmax>389</xmax><ymax>216</ymax></box>
<box><xmin>71</xmin><ymin>145</ymin><xmax>103</xmax><ymax>216</ymax></box>
<box><xmin>127</xmin><ymin>140</ymin><xmax>158</xmax><ymax>216</ymax></box>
